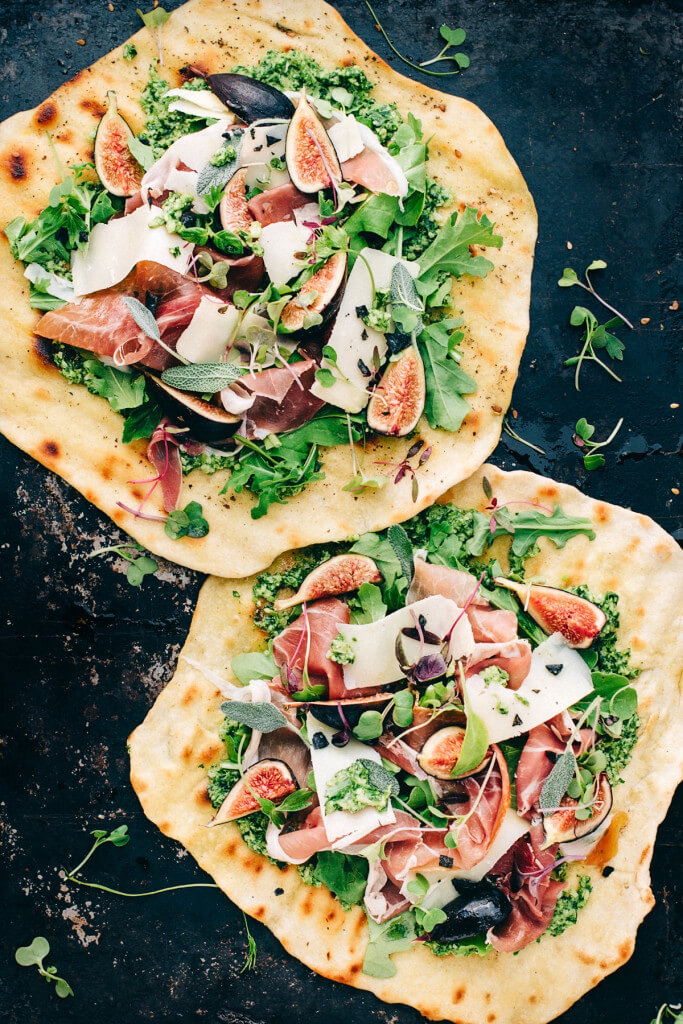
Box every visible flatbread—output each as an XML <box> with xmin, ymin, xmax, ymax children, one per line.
<box><xmin>129</xmin><ymin>464</ymin><xmax>683</xmax><ymax>1024</ymax></box>
<box><xmin>0</xmin><ymin>0</ymin><xmax>536</xmax><ymax>578</ymax></box>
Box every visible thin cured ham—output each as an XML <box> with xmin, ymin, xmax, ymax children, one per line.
<box><xmin>247</xmin><ymin>183</ymin><xmax>311</xmax><ymax>226</ymax></box>
<box><xmin>488</xmin><ymin>822</ymin><xmax>564</xmax><ymax>953</ymax></box>
<box><xmin>363</xmin><ymin>860</ymin><xmax>412</xmax><ymax>923</ymax></box>
<box><xmin>37</xmin><ymin>292</ymin><xmax>156</xmax><ymax>365</ymax></box>
<box><xmin>467</xmin><ymin>639</ymin><xmax>533</xmax><ymax>690</ymax></box>
<box><xmin>224</xmin><ymin>358</ymin><xmax>325</xmax><ymax>438</ymax></box>
<box><xmin>406</xmin><ymin>558</ymin><xmax>488</xmax><ymax>608</ymax></box>
<box><xmin>466</xmin><ymin>606</ymin><xmax>519</xmax><ymax>643</ymax></box>
<box><xmin>272</xmin><ymin>598</ymin><xmax>350</xmax><ymax>699</ymax></box>
<box><xmin>146</xmin><ymin>422</ymin><xmax>183</xmax><ymax>512</ymax></box>
<box><xmin>516</xmin><ymin>722</ymin><xmax>593</xmax><ymax>817</ymax></box>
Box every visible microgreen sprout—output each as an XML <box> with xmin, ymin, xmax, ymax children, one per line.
<box><xmin>651</xmin><ymin>1005</ymin><xmax>683</xmax><ymax>1024</ymax></box>
<box><xmin>365</xmin><ymin>3</ymin><xmax>469</xmax><ymax>77</ymax></box>
<box><xmin>137</xmin><ymin>6</ymin><xmax>171</xmax><ymax>65</ymax></box>
<box><xmin>564</xmin><ymin>306</ymin><xmax>626</xmax><ymax>391</ymax></box>
<box><xmin>502</xmin><ymin>415</ymin><xmax>547</xmax><ymax>456</ymax></box>
<box><xmin>241</xmin><ymin>912</ymin><xmax>258</xmax><ymax>973</ymax></box>
<box><xmin>558</xmin><ymin>260</ymin><xmax>634</xmax><ymax>330</ymax></box>
<box><xmin>63</xmin><ymin>824</ymin><xmax>219</xmax><ymax>898</ymax></box>
<box><xmin>87</xmin><ymin>541</ymin><xmax>158</xmax><ymax>587</ymax></box>
<box><xmin>375</xmin><ymin>438</ymin><xmax>433</xmax><ymax>502</ymax></box>
<box><xmin>573</xmin><ymin>417</ymin><xmax>624</xmax><ymax>470</ymax></box>
<box><xmin>15</xmin><ymin>937</ymin><xmax>74</xmax><ymax>999</ymax></box>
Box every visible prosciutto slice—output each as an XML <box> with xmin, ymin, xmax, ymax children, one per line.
<box><xmin>272</xmin><ymin>598</ymin><xmax>350</xmax><ymax>699</ymax></box>
<box><xmin>363</xmin><ymin>860</ymin><xmax>411</xmax><ymax>923</ymax></box>
<box><xmin>247</xmin><ymin>183</ymin><xmax>311</xmax><ymax>226</ymax></box>
<box><xmin>224</xmin><ymin>358</ymin><xmax>325</xmax><ymax>438</ymax></box>
<box><xmin>407</xmin><ymin>558</ymin><xmax>488</xmax><ymax>608</ymax></box>
<box><xmin>488</xmin><ymin>822</ymin><xmax>564</xmax><ymax>952</ymax></box>
<box><xmin>270</xmin><ymin>805</ymin><xmax>330</xmax><ymax>863</ymax></box>
<box><xmin>467</xmin><ymin>639</ymin><xmax>533</xmax><ymax>690</ymax></box>
<box><xmin>37</xmin><ymin>292</ymin><xmax>156</xmax><ymax>365</ymax></box>
<box><xmin>516</xmin><ymin>722</ymin><xmax>593</xmax><ymax>817</ymax></box>
<box><xmin>466</xmin><ymin>606</ymin><xmax>519</xmax><ymax>643</ymax></box>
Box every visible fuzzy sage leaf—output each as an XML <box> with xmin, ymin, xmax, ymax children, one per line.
<box><xmin>539</xmin><ymin>749</ymin><xmax>577</xmax><ymax>812</ymax></box>
<box><xmin>357</xmin><ymin>758</ymin><xmax>400</xmax><ymax>796</ymax></box>
<box><xmin>161</xmin><ymin>362</ymin><xmax>246</xmax><ymax>393</ymax></box>
<box><xmin>219</xmin><ymin>700</ymin><xmax>287</xmax><ymax>733</ymax></box>
<box><xmin>197</xmin><ymin>130</ymin><xmax>243</xmax><ymax>196</ymax></box>
<box><xmin>387</xmin><ymin>523</ymin><xmax>415</xmax><ymax>585</ymax></box>
<box><xmin>121</xmin><ymin>295</ymin><xmax>161</xmax><ymax>341</ymax></box>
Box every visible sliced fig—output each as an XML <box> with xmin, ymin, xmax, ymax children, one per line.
<box><xmin>146</xmin><ymin>373</ymin><xmax>240</xmax><ymax>445</ymax></box>
<box><xmin>219</xmin><ymin>168</ymin><xmax>253</xmax><ymax>235</ymax></box>
<box><xmin>542</xmin><ymin>772</ymin><xmax>612</xmax><ymax>848</ymax></box>
<box><xmin>429</xmin><ymin>882</ymin><xmax>512</xmax><ymax>942</ymax></box>
<box><xmin>286</xmin><ymin>92</ymin><xmax>342</xmax><ymax>194</ymax></box>
<box><xmin>208</xmin><ymin>758</ymin><xmax>297</xmax><ymax>826</ymax></box>
<box><xmin>273</xmin><ymin>553</ymin><xmax>381</xmax><ymax>611</ymax></box>
<box><xmin>494</xmin><ymin>578</ymin><xmax>607</xmax><ymax>649</ymax></box>
<box><xmin>280</xmin><ymin>252</ymin><xmax>347</xmax><ymax>332</ymax></box>
<box><xmin>304</xmin><ymin>695</ymin><xmax>392</xmax><ymax>731</ymax></box>
<box><xmin>206</xmin><ymin>73</ymin><xmax>295</xmax><ymax>123</ymax></box>
<box><xmin>366</xmin><ymin>346</ymin><xmax>426</xmax><ymax>436</ymax></box>
<box><xmin>94</xmin><ymin>91</ymin><xmax>144</xmax><ymax>197</ymax></box>
<box><xmin>418</xmin><ymin>725</ymin><xmax>492</xmax><ymax>780</ymax></box>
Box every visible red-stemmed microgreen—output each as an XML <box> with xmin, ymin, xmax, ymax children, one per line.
<box><xmin>573</xmin><ymin>417</ymin><xmax>624</xmax><ymax>471</ymax></box>
<box><xmin>375</xmin><ymin>438</ymin><xmax>433</xmax><ymax>502</ymax></box>
<box><xmin>365</xmin><ymin>3</ymin><xmax>469</xmax><ymax>77</ymax></box>
<box><xmin>558</xmin><ymin>260</ymin><xmax>634</xmax><ymax>330</ymax></box>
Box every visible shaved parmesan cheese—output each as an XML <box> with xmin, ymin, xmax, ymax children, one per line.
<box><xmin>339</xmin><ymin>595</ymin><xmax>474</xmax><ymax>690</ymax></box>
<box><xmin>260</xmin><ymin>221</ymin><xmax>310</xmax><ymax>287</ymax></box>
<box><xmin>451</xmin><ymin>809</ymin><xmax>530</xmax><ymax>882</ymax></box>
<box><xmin>165</xmin><ymin>87</ymin><xmax>235</xmax><ymax>120</ymax></box>
<box><xmin>140</xmin><ymin>119</ymin><xmax>231</xmax><ymax>202</ymax></box>
<box><xmin>307</xmin><ymin>715</ymin><xmax>395</xmax><ymax>844</ymax></box>
<box><xmin>71</xmin><ymin>203</ymin><xmax>193</xmax><ymax>297</ymax></box>
<box><xmin>175</xmin><ymin>297</ymin><xmax>240</xmax><ymax>363</ymax></box>
<box><xmin>239</xmin><ymin>123</ymin><xmax>290</xmax><ymax>190</ymax></box>
<box><xmin>465</xmin><ymin>633</ymin><xmax>593</xmax><ymax>744</ymax></box>
<box><xmin>310</xmin><ymin>248</ymin><xmax>419</xmax><ymax>413</ymax></box>
<box><xmin>328</xmin><ymin>116</ymin><xmax>364</xmax><ymax>162</ymax></box>
<box><xmin>24</xmin><ymin>263</ymin><xmax>74</xmax><ymax>303</ymax></box>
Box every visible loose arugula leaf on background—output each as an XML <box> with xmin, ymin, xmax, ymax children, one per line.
<box><xmin>231</xmin><ymin>649</ymin><xmax>278</xmax><ymax>686</ymax></box>
<box><xmin>164</xmin><ymin>500</ymin><xmax>210</xmax><ymax>540</ymax></box>
<box><xmin>365</xmin><ymin>2</ymin><xmax>470</xmax><ymax>80</ymax></box>
<box><xmin>15</xmin><ymin>937</ymin><xmax>74</xmax><ymax>999</ymax></box>
<box><xmin>362</xmin><ymin>910</ymin><xmax>417</xmax><ymax>978</ymax></box>
<box><xmin>539</xmin><ymin>750</ymin><xmax>577</xmax><ymax>811</ymax></box>
<box><xmin>219</xmin><ymin>701</ymin><xmax>287</xmax><ymax>733</ymax></box>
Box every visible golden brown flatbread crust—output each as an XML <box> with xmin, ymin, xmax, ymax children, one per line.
<box><xmin>0</xmin><ymin>0</ymin><xmax>536</xmax><ymax>577</ymax></box>
<box><xmin>129</xmin><ymin>465</ymin><xmax>683</xmax><ymax>1024</ymax></box>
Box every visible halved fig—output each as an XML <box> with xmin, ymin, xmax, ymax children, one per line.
<box><xmin>429</xmin><ymin>883</ymin><xmax>512</xmax><ymax>942</ymax></box>
<box><xmin>146</xmin><ymin>373</ymin><xmax>240</xmax><ymax>445</ymax></box>
<box><xmin>280</xmin><ymin>252</ymin><xmax>347</xmax><ymax>332</ymax></box>
<box><xmin>219</xmin><ymin>168</ymin><xmax>253</xmax><ymax>235</ymax></box>
<box><xmin>273</xmin><ymin>553</ymin><xmax>381</xmax><ymax>611</ymax></box>
<box><xmin>94</xmin><ymin>90</ymin><xmax>144</xmax><ymax>197</ymax></box>
<box><xmin>494</xmin><ymin>578</ymin><xmax>607</xmax><ymax>649</ymax></box>
<box><xmin>542</xmin><ymin>772</ymin><xmax>612</xmax><ymax>848</ymax></box>
<box><xmin>208</xmin><ymin>758</ymin><xmax>297</xmax><ymax>826</ymax></box>
<box><xmin>418</xmin><ymin>725</ymin><xmax>492</xmax><ymax>780</ymax></box>
<box><xmin>304</xmin><ymin>695</ymin><xmax>392</xmax><ymax>731</ymax></box>
<box><xmin>206</xmin><ymin>73</ymin><xmax>295</xmax><ymax>123</ymax></box>
<box><xmin>286</xmin><ymin>92</ymin><xmax>342</xmax><ymax>194</ymax></box>
<box><xmin>367</xmin><ymin>346</ymin><xmax>426</xmax><ymax>436</ymax></box>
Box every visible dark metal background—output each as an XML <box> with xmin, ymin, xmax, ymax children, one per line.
<box><xmin>0</xmin><ymin>2</ymin><xmax>680</xmax><ymax>1022</ymax></box>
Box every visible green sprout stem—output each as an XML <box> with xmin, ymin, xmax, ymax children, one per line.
<box><xmin>571</xmin><ymin>269</ymin><xmax>634</xmax><ymax>330</ymax></box>
<box><xmin>502</xmin><ymin>416</ymin><xmax>547</xmax><ymax>455</ymax></box>
<box><xmin>365</xmin><ymin>2</ymin><xmax>467</xmax><ymax>77</ymax></box>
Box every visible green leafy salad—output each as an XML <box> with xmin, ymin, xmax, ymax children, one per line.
<box><xmin>199</xmin><ymin>484</ymin><xmax>640</xmax><ymax>977</ymax></box>
<box><xmin>6</xmin><ymin>49</ymin><xmax>503</xmax><ymax>524</ymax></box>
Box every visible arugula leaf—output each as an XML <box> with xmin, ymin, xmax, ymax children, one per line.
<box><xmin>416</xmin><ymin>206</ymin><xmax>502</xmax><ymax>298</ymax></box>
<box><xmin>344</xmin><ymin>193</ymin><xmax>399</xmax><ymax>241</ymax></box>
<box><xmin>127</xmin><ymin>135</ymin><xmax>155</xmax><ymax>171</ymax></box>
<box><xmin>84</xmin><ymin>362</ymin><xmax>148</xmax><ymax>413</ymax></box>
<box><xmin>231</xmin><ymin>649</ymin><xmax>278</xmax><ymax>686</ymax></box>
<box><xmin>492</xmin><ymin>505</ymin><xmax>596</xmax><ymax>557</ymax></box>
<box><xmin>349</xmin><ymin>582</ymin><xmax>387</xmax><ymax>624</ymax></box>
<box><xmin>220</xmin><ymin>701</ymin><xmax>287</xmax><ymax>733</ymax></box>
<box><xmin>314</xmin><ymin>851</ymin><xmax>369</xmax><ymax>908</ymax></box>
<box><xmin>362</xmin><ymin>911</ymin><xmax>416</xmax><ymax>978</ymax></box>
<box><xmin>418</xmin><ymin>320</ymin><xmax>476</xmax><ymax>431</ymax></box>
<box><xmin>121</xmin><ymin>398</ymin><xmax>163</xmax><ymax>443</ymax></box>
<box><xmin>453</xmin><ymin>690</ymin><xmax>489</xmax><ymax>777</ymax></box>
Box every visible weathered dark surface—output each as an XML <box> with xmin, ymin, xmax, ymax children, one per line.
<box><xmin>0</xmin><ymin>2</ymin><xmax>680</xmax><ymax>1023</ymax></box>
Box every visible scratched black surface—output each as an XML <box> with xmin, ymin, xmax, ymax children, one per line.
<box><xmin>0</xmin><ymin>1</ymin><xmax>680</xmax><ymax>1023</ymax></box>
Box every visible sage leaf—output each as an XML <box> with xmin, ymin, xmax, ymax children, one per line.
<box><xmin>391</xmin><ymin>262</ymin><xmax>423</xmax><ymax>312</ymax></box>
<box><xmin>196</xmin><ymin>130</ymin><xmax>243</xmax><ymax>196</ymax></box>
<box><xmin>219</xmin><ymin>700</ymin><xmax>287</xmax><ymax>733</ymax></box>
<box><xmin>387</xmin><ymin>523</ymin><xmax>415</xmax><ymax>585</ymax></box>
<box><xmin>161</xmin><ymin>362</ymin><xmax>246</xmax><ymax>393</ymax></box>
<box><xmin>121</xmin><ymin>295</ymin><xmax>160</xmax><ymax>341</ymax></box>
<box><xmin>539</xmin><ymin>750</ymin><xmax>577</xmax><ymax>812</ymax></box>
<box><xmin>358</xmin><ymin>758</ymin><xmax>400</xmax><ymax>797</ymax></box>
